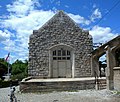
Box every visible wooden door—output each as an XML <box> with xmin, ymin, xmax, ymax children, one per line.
<box><xmin>58</xmin><ymin>61</ymin><xmax>66</xmax><ymax>78</ymax></box>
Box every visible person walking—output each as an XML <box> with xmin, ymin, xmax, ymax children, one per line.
<box><xmin>9</xmin><ymin>86</ymin><xmax>17</xmax><ymax>102</ymax></box>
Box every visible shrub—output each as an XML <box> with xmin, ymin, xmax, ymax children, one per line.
<box><xmin>0</xmin><ymin>80</ymin><xmax>19</xmax><ymax>88</ymax></box>
<box><xmin>11</xmin><ymin>72</ymin><xmax>28</xmax><ymax>81</ymax></box>
<box><xmin>0</xmin><ymin>80</ymin><xmax>10</xmax><ymax>88</ymax></box>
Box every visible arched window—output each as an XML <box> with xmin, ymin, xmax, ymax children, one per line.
<box><xmin>53</xmin><ymin>48</ymin><xmax>71</xmax><ymax>60</ymax></box>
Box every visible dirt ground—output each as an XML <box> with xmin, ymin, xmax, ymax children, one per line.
<box><xmin>0</xmin><ymin>86</ymin><xmax>120</xmax><ymax>102</ymax></box>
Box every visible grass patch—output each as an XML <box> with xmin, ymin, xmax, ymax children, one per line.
<box><xmin>111</xmin><ymin>91</ymin><xmax>120</xmax><ymax>95</ymax></box>
<box><xmin>116</xmin><ymin>91</ymin><xmax>120</xmax><ymax>95</ymax></box>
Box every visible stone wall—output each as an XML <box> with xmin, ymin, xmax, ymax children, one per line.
<box><xmin>28</xmin><ymin>11</ymin><xmax>93</xmax><ymax>78</ymax></box>
<box><xmin>20</xmin><ymin>80</ymin><xmax>95</xmax><ymax>92</ymax></box>
<box><xmin>114</xmin><ymin>67</ymin><xmax>120</xmax><ymax>90</ymax></box>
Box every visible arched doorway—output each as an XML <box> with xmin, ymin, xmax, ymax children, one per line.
<box><xmin>49</xmin><ymin>44</ymin><xmax>74</xmax><ymax>78</ymax></box>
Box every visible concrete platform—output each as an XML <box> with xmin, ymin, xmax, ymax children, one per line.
<box><xmin>20</xmin><ymin>77</ymin><xmax>106</xmax><ymax>93</ymax></box>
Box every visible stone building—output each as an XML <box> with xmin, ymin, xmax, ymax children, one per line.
<box><xmin>92</xmin><ymin>35</ymin><xmax>120</xmax><ymax>90</ymax></box>
<box><xmin>21</xmin><ymin>10</ymin><xmax>120</xmax><ymax>92</ymax></box>
<box><xmin>28</xmin><ymin>11</ymin><xmax>93</xmax><ymax>78</ymax></box>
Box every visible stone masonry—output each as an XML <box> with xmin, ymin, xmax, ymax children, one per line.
<box><xmin>28</xmin><ymin>11</ymin><xmax>93</xmax><ymax>78</ymax></box>
<box><xmin>114</xmin><ymin>67</ymin><xmax>120</xmax><ymax>90</ymax></box>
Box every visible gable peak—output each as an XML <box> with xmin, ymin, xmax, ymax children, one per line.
<box><xmin>57</xmin><ymin>10</ymin><xmax>66</xmax><ymax>15</ymax></box>
<box><xmin>38</xmin><ymin>10</ymin><xmax>83</xmax><ymax>31</ymax></box>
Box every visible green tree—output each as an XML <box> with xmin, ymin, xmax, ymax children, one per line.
<box><xmin>0</xmin><ymin>58</ymin><xmax>8</xmax><ymax>69</ymax></box>
<box><xmin>0</xmin><ymin>63</ymin><xmax>7</xmax><ymax>80</ymax></box>
<box><xmin>0</xmin><ymin>58</ymin><xmax>10</xmax><ymax>80</ymax></box>
<box><xmin>11</xmin><ymin>59</ymin><xmax>28</xmax><ymax>80</ymax></box>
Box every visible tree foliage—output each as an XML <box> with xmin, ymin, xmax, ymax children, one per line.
<box><xmin>0</xmin><ymin>58</ymin><xmax>8</xmax><ymax>80</ymax></box>
<box><xmin>0</xmin><ymin>58</ymin><xmax>8</xmax><ymax>69</ymax></box>
<box><xmin>0</xmin><ymin>58</ymin><xmax>28</xmax><ymax>80</ymax></box>
<box><xmin>11</xmin><ymin>59</ymin><xmax>28</xmax><ymax>80</ymax></box>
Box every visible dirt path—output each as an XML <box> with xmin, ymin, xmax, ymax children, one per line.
<box><xmin>0</xmin><ymin>86</ymin><xmax>120</xmax><ymax>102</ymax></box>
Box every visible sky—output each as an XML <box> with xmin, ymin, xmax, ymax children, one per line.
<box><xmin>0</xmin><ymin>0</ymin><xmax>120</xmax><ymax>63</ymax></box>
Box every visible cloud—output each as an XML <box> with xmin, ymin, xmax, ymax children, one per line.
<box><xmin>55</xmin><ymin>1</ymin><xmax>61</xmax><ymax>6</ymax></box>
<box><xmin>0</xmin><ymin>30</ymin><xmax>11</xmax><ymax>42</ymax></box>
<box><xmin>68</xmin><ymin>13</ymin><xmax>91</xmax><ymax>25</ymax></box>
<box><xmin>2</xmin><ymin>39</ymin><xmax>15</xmax><ymax>51</ymax></box>
<box><xmin>90</xmin><ymin>8</ymin><xmax>102</xmax><ymax>22</ymax></box>
<box><xmin>93</xmin><ymin>4</ymin><xmax>97</xmax><ymax>8</ymax></box>
<box><xmin>89</xmin><ymin>25</ymin><xmax>118</xmax><ymax>43</ymax></box>
<box><xmin>65</xmin><ymin>5</ymin><xmax>69</xmax><ymax>8</ymax></box>
<box><xmin>1</xmin><ymin>10</ymin><xmax>55</xmax><ymax>60</ymax></box>
<box><xmin>6</xmin><ymin>0</ymin><xmax>40</xmax><ymax>17</ymax></box>
<box><xmin>0</xmin><ymin>0</ymin><xmax>56</xmax><ymax>62</ymax></box>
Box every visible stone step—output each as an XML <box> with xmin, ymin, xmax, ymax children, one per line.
<box><xmin>98</xmin><ymin>79</ymin><xmax>106</xmax><ymax>90</ymax></box>
<box><xmin>20</xmin><ymin>78</ymin><xmax>107</xmax><ymax>92</ymax></box>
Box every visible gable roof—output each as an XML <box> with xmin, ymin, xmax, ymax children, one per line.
<box><xmin>38</xmin><ymin>10</ymin><xmax>83</xmax><ymax>31</ymax></box>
